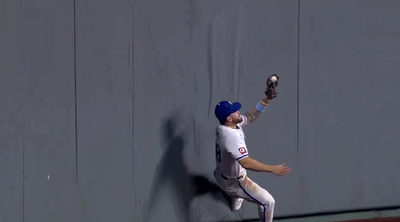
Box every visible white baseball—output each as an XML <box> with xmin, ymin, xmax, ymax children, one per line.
<box><xmin>270</xmin><ymin>76</ymin><xmax>277</xmax><ymax>82</ymax></box>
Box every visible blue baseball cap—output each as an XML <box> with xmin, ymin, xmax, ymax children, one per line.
<box><xmin>215</xmin><ymin>101</ymin><xmax>242</xmax><ymax>122</ymax></box>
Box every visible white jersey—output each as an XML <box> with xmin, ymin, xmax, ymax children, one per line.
<box><xmin>215</xmin><ymin>115</ymin><xmax>249</xmax><ymax>178</ymax></box>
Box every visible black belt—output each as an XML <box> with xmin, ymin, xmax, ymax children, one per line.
<box><xmin>214</xmin><ymin>170</ymin><xmax>244</xmax><ymax>180</ymax></box>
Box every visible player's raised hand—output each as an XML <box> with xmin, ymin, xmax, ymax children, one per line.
<box><xmin>272</xmin><ymin>163</ymin><xmax>291</xmax><ymax>176</ymax></box>
<box><xmin>265</xmin><ymin>74</ymin><xmax>279</xmax><ymax>100</ymax></box>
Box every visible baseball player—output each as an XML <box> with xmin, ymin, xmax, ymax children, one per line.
<box><xmin>213</xmin><ymin>74</ymin><xmax>291</xmax><ymax>222</ymax></box>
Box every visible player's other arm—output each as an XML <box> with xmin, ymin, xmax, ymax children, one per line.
<box><xmin>230</xmin><ymin>144</ymin><xmax>290</xmax><ymax>176</ymax></box>
<box><xmin>239</xmin><ymin>157</ymin><xmax>290</xmax><ymax>176</ymax></box>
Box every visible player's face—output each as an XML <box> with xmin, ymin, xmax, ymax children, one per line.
<box><xmin>229</xmin><ymin>111</ymin><xmax>242</xmax><ymax>124</ymax></box>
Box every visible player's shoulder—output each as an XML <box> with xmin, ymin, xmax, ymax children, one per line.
<box><xmin>216</xmin><ymin>125</ymin><xmax>233</xmax><ymax>133</ymax></box>
<box><xmin>217</xmin><ymin>125</ymin><xmax>241</xmax><ymax>138</ymax></box>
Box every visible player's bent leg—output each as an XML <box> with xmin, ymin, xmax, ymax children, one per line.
<box><xmin>214</xmin><ymin>170</ymin><xmax>243</xmax><ymax>211</ymax></box>
<box><xmin>236</xmin><ymin>177</ymin><xmax>275</xmax><ymax>222</ymax></box>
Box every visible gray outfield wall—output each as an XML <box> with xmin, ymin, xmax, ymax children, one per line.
<box><xmin>1</xmin><ymin>0</ymin><xmax>400</xmax><ymax>222</ymax></box>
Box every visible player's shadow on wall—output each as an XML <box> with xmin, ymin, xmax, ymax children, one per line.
<box><xmin>144</xmin><ymin>114</ymin><xmax>232</xmax><ymax>222</ymax></box>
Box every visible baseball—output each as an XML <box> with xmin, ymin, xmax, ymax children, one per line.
<box><xmin>270</xmin><ymin>76</ymin><xmax>277</xmax><ymax>82</ymax></box>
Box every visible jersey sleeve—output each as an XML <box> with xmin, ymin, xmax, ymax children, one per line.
<box><xmin>237</xmin><ymin>114</ymin><xmax>248</xmax><ymax>128</ymax></box>
<box><xmin>225</xmin><ymin>135</ymin><xmax>249</xmax><ymax>161</ymax></box>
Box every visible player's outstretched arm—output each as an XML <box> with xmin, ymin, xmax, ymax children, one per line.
<box><xmin>243</xmin><ymin>95</ymin><xmax>271</xmax><ymax>125</ymax></box>
<box><xmin>238</xmin><ymin>157</ymin><xmax>291</xmax><ymax>176</ymax></box>
<box><xmin>243</xmin><ymin>74</ymin><xmax>279</xmax><ymax>125</ymax></box>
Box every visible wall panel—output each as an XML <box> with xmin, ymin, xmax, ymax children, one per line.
<box><xmin>75</xmin><ymin>0</ymin><xmax>134</xmax><ymax>221</ymax></box>
<box><xmin>133</xmin><ymin>0</ymin><xmax>299</xmax><ymax>221</ymax></box>
<box><xmin>18</xmin><ymin>0</ymin><xmax>82</xmax><ymax>221</ymax></box>
<box><xmin>0</xmin><ymin>1</ymin><xmax>25</xmax><ymax>221</ymax></box>
<box><xmin>298</xmin><ymin>0</ymin><xmax>400</xmax><ymax>214</ymax></box>
<box><xmin>1</xmin><ymin>0</ymin><xmax>400</xmax><ymax>221</ymax></box>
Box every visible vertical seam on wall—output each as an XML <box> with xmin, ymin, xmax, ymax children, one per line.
<box><xmin>22</xmin><ymin>134</ymin><xmax>25</xmax><ymax>222</ymax></box>
<box><xmin>296</xmin><ymin>0</ymin><xmax>301</xmax><ymax>158</ymax></box>
<box><xmin>131</xmin><ymin>1</ymin><xmax>135</xmax><ymax>218</ymax></box>
<box><xmin>73</xmin><ymin>0</ymin><xmax>78</xmax><ymax>185</ymax></box>
<box><xmin>21</xmin><ymin>1</ymin><xmax>25</xmax><ymax>220</ymax></box>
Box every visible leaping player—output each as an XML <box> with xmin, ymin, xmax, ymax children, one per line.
<box><xmin>213</xmin><ymin>74</ymin><xmax>291</xmax><ymax>222</ymax></box>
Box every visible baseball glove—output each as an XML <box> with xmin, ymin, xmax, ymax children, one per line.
<box><xmin>265</xmin><ymin>74</ymin><xmax>279</xmax><ymax>100</ymax></box>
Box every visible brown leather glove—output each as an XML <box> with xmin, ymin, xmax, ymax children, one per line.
<box><xmin>265</xmin><ymin>74</ymin><xmax>279</xmax><ymax>100</ymax></box>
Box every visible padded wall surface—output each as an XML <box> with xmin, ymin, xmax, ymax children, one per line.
<box><xmin>133</xmin><ymin>1</ymin><xmax>299</xmax><ymax>221</ymax></box>
<box><xmin>298</xmin><ymin>0</ymin><xmax>400</xmax><ymax>214</ymax></box>
<box><xmin>20</xmin><ymin>1</ymin><xmax>82</xmax><ymax>221</ymax></box>
<box><xmin>0</xmin><ymin>1</ymin><xmax>25</xmax><ymax>221</ymax></box>
<box><xmin>1</xmin><ymin>0</ymin><xmax>400</xmax><ymax>222</ymax></box>
<box><xmin>1</xmin><ymin>0</ymin><xmax>82</xmax><ymax>222</ymax></box>
<box><xmin>75</xmin><ymin>0</ymin><xmax>134</xmax><ymax>221</ymax></box>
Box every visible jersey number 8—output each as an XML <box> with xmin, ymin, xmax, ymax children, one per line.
<box><xmin>215</xmin><ymin>142</ymin><xmax>221</xmax><ymax>162</ymax></box>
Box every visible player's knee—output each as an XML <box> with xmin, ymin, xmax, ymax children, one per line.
<box><xmin>269</xmin><ymin>196</ymin><xmax>275</xmax><ymax>207</ymax></box>
<box><xmin>262</xmin><ymin>194</ymin><xmax>275</xmax><ymax>208</ymax></box>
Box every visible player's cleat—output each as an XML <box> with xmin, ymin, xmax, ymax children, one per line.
<box><xmin>232</xmin><ymin>198</ymin><xmax>244</xmax><ymax>211</ymax></box>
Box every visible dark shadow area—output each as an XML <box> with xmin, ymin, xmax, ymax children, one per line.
<box><xmin>143</xmin><ymin>113</ymin><xmax>232</xmax><ymax>222</ymax></box>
